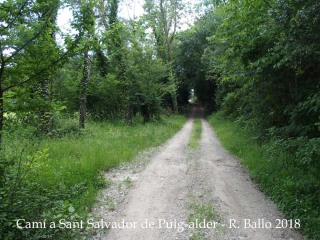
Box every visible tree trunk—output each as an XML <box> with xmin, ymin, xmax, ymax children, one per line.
<box><xmin>0</xmin><ymin>88</ymin><xmax>3</xmax><ymax>188</ymax></box>
<box><xmin>125</xmin><ymin>104</ymin><xmax>133</xmax><ymax>125</ymax></box>
<box><xmin>0</xmin><ymin>88</ymin><xmax>3</xmax><ymax>148</ymax></box>
<box><xmin>0</xmin><ymin>49</ymin><xmax>5</xmax><ymax>149</ymax></box>
<box><xmin>37</xmin><ymin>78</ymin><xmax>52</xmax><ymax>133</ymax></box>
<box><xmin>79</xmin><ymin>44</ymin><xmax>91</xmax><ymax>129</ymax></box>
<box><xmin>171</xmin><ymin>90</ymin><xmax>178</xmax><ymax>114</ymax></box>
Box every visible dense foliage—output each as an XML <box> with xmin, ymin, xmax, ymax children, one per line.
<box><xmin>174</xmin><ymin>0</ymin><xmax>319</xmax><ymax>238</ymax></box>
<box><xmin>178</xmin><ymin>0</ymin><xmax>320</xmax><ymax>140</ymax></box>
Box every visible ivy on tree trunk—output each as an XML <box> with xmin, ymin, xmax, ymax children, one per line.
<box><xmin>79</xmin><ymin>42</ymin><xmax>91</xmax><ymax>129</ymax></box>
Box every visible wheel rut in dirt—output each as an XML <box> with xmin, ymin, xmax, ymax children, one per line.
<box><xmin>104</xmin><ymin>119</ymin><xmax>193</xmax><ymax>240</ymax></box>
<box><xmin>92</xmin><ymin>119</ymin><xmax>302</xmax><ymax>240</ymax></box>
<box><xmin>196</xmin><ymin>120</ymin><xmax>302</xmax><ymax>240</ymax></box>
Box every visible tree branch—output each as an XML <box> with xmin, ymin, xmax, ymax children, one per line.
<box><xmin>0</xmin><ymin>46</ymin><xmax>5</xmax><ymax>83</ymax></box>
<box><xmin>4</xmin><ymin>30</ymin><xmax>43</xmax><ymax>64</ymax></box>
<box><xmin>4</xmin><ymin>7</ymin><xmax>56</xmax><ymax>64</ymax></box>
<box><xmin>99</xmin><ymin>0</ymin><xmax>109</xmax><ymax>30</ymax></box>
<box><xmin>170</xmin><ymin>1</ymin><xmax>178</xmax><ymax>44</ymax></box>
<box><xmin>3</xmin><ymin>34</ymin><xmax>82</xmax><ymax>92</ymax></box>
<box><xmin>0</xmin><ymin>0</ymin><xmax>29</xmax><ymax>34</ymax></box>
<box><xmin>262</xmin><ymin>0</ymin><xmax>272</xmax><ymax>8</ymax></box>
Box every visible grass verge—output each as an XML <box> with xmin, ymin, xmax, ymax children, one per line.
<box><xmin>188</xmin><ymin>119</ymin><xmax>202</xmax><ymax>149</ymax></box>
<box><xmin>0</xmin><ymin>115</ymin><xmax>186</xmax><ymax>239</ymax></box>
<box><xmin>209</xmin><ymin>112</ymin><xmax>320</xmax><ymax>239</ymax></box>
<box><xmin>188</xmin><ymin>202</ymin><xmax>221</xmax><ymax>240</ymax></box>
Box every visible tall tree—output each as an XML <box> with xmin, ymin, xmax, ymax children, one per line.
<box><xmin>35</xmin><ymin>0</ymin><xmax>60</xmax><ymax>133</ymax></box>
<box><xmin>0</xmin><ymin>0</ymin><xmax>63</xmax><ymax>145</ymax></box>
<box><xmin>144</xmin><ymin>0</ymin><xmax>182</xmax><ymax>62</ymax></box>
<box><xmin>143</xmin><ymin>0</ymin><xmax>183</xmax><ymax>113</ymax></box>
<box><xmin>195</xmin><ymin>0</ymin><xmax>320</xmax><ymax>138</ymax></box>
<box><xmin>72</xmin><ymin>0</ymin><xmax>96</xmax><ymax>128</ymax></box>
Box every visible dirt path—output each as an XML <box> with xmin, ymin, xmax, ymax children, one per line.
<box><xmin>195</xmin><ymin>120</ymin><xmax>301</xmax><ymax>240</ymax></box>
<box><xmin>91</xmin><ymin>119</ymin><xmax>302</xmax><ymax>240</ymax></box>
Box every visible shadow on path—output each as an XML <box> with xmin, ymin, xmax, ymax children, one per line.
<box><xmin>189</xmin><ymin>103</ymin><xmax>205</xmax><ymax>119</ymax></box>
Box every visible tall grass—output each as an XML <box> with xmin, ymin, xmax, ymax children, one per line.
<box><xmin>209</xmin><ymin>112</ymin><xmax>320</xmax><ymax>239</ymax></box>
<box><xmin>0</xmin><ymin>115</ymin><xmax>186</xmax><ymax>239</ymax></box>
<box><xmin>45</xmin><ymin>116</ymin><xmax>186</xmax><ymax>209</ymax></box>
